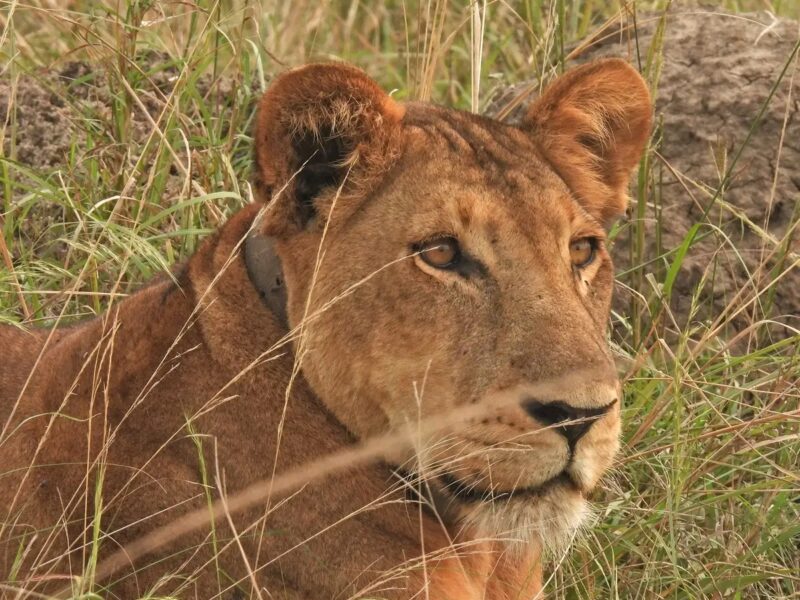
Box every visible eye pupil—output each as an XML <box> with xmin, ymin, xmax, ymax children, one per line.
<box><xmin>417</xmin><ymin>237</ymin><xmax>459</xmax><ymax>268</ymax></box>
<box><xmin>570</xmin><ymin>238</ymin><xmax>596</xmax><ymax>268</ymax></box>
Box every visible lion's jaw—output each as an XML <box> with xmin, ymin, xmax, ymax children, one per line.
<box><xmin>431</xmin><ymin>435</ymin><xmax>618</xmax><ymax>555</ymax></box>
<box><xmin>459</xmin><ymin>479</ymin><xmax>592</xmax><ymax>555</ymax></box>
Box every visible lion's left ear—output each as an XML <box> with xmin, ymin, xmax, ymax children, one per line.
<box><xmin>522</xmin><ymin>59</ymin><xmax>652</xmax><ymax>226</ymax></box>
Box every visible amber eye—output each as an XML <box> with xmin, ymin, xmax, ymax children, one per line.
<box><xmin>570</xmin><ymin>238</ymin><xmax>596</xmax><ymax>268</ymax></box>
<box><xmin>415</xmin><ymin>237</ymin><xmax>461</xmax><ymax>269</ymax></box>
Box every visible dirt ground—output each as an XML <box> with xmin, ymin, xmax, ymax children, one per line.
<box><xmin>2</xmin><ymin>9</ymin><xmax>798</xmax><ymax>343</ymax></box>
<box><xmin>0</xmin><ymin>56</ymin><xmax>244</xmax><ymax>268</ymax></box>
<box><xmin>0</xmin><ymin>57</ymin><xmax>235</xmax><ymax>170</ymax></box>
<box><xmin>489</xmin><ymin>9</ymin><xmax>800</xmax><ymax>343</ymax></box>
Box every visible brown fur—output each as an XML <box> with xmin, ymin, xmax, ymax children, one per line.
<box><xmin>0</xmin><ymin>60</ymin><xmax>651</xmax><ymax>599</ymax></box>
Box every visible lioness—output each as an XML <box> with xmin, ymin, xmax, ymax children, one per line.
<box><xmin>0</xmin><ymin>59</ymin><xmax>651</xmax><ymax>599</ymax></box>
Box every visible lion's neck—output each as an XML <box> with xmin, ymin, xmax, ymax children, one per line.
<box><xmin>485</xmin><ymin>541</ymin><xmax>544</xmax><ymax>598</ymax></box>
<box><xmin>188</xmin><ymin>204</ymin><xmax>292</xmax><ymax>373</ymax></box>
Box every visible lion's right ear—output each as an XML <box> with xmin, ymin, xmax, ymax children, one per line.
<box><xmin>253</xmin><ymin>63</ymin><xmax>405</xmax><ymax>237</ymax></box>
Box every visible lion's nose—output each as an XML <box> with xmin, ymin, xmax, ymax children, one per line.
<box><xmin>522</xmin><ymin>399</ymin><xmax>616</xmax><ymax>447</ymax></box>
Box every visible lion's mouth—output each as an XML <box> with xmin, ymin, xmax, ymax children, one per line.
<box><xmin>395</xmin><ymin>467</ymin><xmax>591</xmax><ymax>540</ymax></box>
<box><xmin>438</xmin><ymin>470</ymin><xmax>578</xmax><ymax>504</ymax></box>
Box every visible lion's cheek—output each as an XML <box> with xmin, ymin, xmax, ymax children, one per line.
<box><xmin>296</xmin><ymin>322</ymin><xmax>394</xmax><ymax>440</ymax></box>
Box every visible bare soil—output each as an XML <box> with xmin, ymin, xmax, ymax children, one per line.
<box><xmin>0</xmin><ymin>57</ymin><xmax>247</xmax><ymax>267</ymax></box>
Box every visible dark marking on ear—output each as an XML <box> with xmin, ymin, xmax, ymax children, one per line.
<box><xmin>291</xmin><ymin>127</ymin><xmax>352</xmax><ymax>224</ymax></box>
<box><xmin>577</xmin><ymin>133</ymin><xmax>606</xmax><ymax>158</ymax></box>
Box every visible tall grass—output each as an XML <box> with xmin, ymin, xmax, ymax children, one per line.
<box><xmin>1</xmin><ymin>0</ymin><xmax>798</xmax><ymax>598</ymax></box>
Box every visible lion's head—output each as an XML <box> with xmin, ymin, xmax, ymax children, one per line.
<box><xmin>252</xmin><ymin>61</ymin><xmax>651</xmax><ymax>549</ymax></box>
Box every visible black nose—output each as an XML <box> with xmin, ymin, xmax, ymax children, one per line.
<box><xmin>523</xmin><ymin>399</ymin><xmax>615</xmax><ymax>447</ymax></box>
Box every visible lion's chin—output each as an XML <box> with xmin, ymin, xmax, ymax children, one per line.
<box><xmin>439</xmin><ymin>473</ymin><xmax>594</xmax><ymax>556</ymax></box>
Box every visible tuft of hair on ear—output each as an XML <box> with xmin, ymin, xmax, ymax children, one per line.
<box><xmin>522</xmin><ymin>58</ymin><xmax>653</xmax><ymax>226</ymax></box>
<box><xmin>253</xmin><ymin>63</ymin><xmax>405</xmax><ymax>237</ymax></box>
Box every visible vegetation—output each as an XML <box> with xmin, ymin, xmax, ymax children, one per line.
<box><xmin>1</xmin><ymin>0</ymin><xmax>797</xmax><ymax>598</ymax></box>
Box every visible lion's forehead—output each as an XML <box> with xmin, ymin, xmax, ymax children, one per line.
<box><xmin>401</xmin><ymin>102</ymin><xmax>547</xmax><ymax>179</ymax></box>
<box><xmin>379</xmin><ymin>104</ymin><xmax>576</xmax><ymax>246</ymax></box>
<box><xmin>400</xmin><ymin>103</ymin><xmax>567</xmax><ymax>202</ymax></box>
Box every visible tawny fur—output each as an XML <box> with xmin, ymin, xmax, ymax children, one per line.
<box><xmin>0</xmin><ymin>60</ymin><xmax>651</xmax><ymax>599</ymax></box>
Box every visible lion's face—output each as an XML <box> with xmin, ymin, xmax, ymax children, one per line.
<box><xmin>253</xmin><ymin>62</ymin><xmax>651</xmax><ymax>546</ymax></box>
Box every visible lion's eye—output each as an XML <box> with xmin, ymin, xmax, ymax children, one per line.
<box><xmin>415</xmin><ymin>237</ymin><xmax>460</xmax><ymax>269</ymax></box>
<box><xmin>570</xmin><ymin>238</ymin><xmax>596</xmax><ymax>268</ymax></box>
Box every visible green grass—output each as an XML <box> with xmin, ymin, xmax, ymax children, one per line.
<box><xmin>1</xmin><ymin>0</ymin><xmax>798</xmax><ymax>598</ymax></box>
